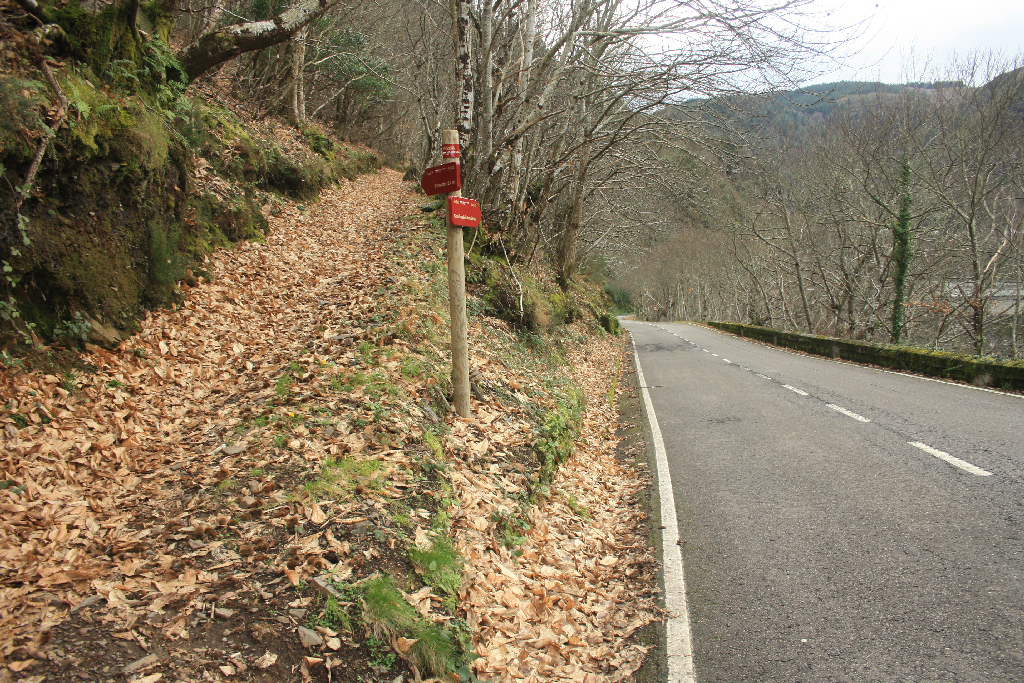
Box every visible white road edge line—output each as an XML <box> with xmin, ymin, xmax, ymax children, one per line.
<box><xmin>826</xmin><ymin>404</ymin><xmax>871</xmax><ymax>422</ymax></box>
<box><xmin>632</xmin><ymin>340</ymin><xmax>697</xmax><ymax>683</ymax></box>
<box><xmin>782</xmin><ymin>385</ymin><xmax>809</xmax><ymax>396</ymax></box>
<box><xmin>909</xmin><ymin>441</ymin><xmax>993</xmax><ymax>476</ymax></box>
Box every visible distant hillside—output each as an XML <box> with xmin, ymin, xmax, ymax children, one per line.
<box><xmin>658</xmin><ymin>80</ymin><xmax>964</xmax><ymax>135</ymax></box>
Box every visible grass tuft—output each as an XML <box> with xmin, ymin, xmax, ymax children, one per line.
<box><xmin>409</xmin><ymin>533</ymin><xmax>463</xmax><ymax>600</ymax></box>
<box><xmin>303</xmin><ymin>456</ymin><xmax>381</xmax><ymax>500</ymax></box>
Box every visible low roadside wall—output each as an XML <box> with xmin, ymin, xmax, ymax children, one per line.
<box><xmin>706</xmin><ymin>321</ymin><xmax>1024</xmax><ymax>391</ymax></box>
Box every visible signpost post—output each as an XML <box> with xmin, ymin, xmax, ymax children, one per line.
<box><xmin>419</xmin><ymin>131</ymin><xmax>480</xmax><ymax>419</ymax></box>
<box><xmin>441</xmin><ymin>130</ymin><xmax>471</xmax><ymax>418</ymax></box>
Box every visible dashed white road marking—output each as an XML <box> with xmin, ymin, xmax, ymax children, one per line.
<box><xmin>633</xmin><ymin>323</ymin><xmax>1001</xmax><ymax>484</ymax></box>
<box><xmin>826</xmin><ymin>404</ymin><xmax>871</xmax><ymax>422</ymax></box>
<box><xmin>909</xmin><ymin>442</ymin><xmax>993</xmax><ymax>476</ymax></box>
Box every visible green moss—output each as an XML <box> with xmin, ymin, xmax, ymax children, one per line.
<box><xmin>302</xmin><ymin>456</ymin><xmax>382</xmax><ymax>500</ymax></box>
<box><xmin>332</xmin><ymin>148</ymin><xmax>381</xmax><ymax>181</ymax></box>
<box><xmin>261</xmin><ymin>149</ymin><xmax>324</xmax><ymax>200</ymax></box>
<box><xmin>190</xmin><ymin>191</ymin><xmax>268</xmax><ymax>247</ymax></box>
<box><xmin>302</xmin><ymin>126</ymin><xmax>335</xmax><ymax>158</ymax></box>
<box><xmin>477</xmin><ymin>260</ymin><xmax>552</xmax><ymax>333</ymax></box>
<box><xmin>534</xmin><ymin>386</ymin><xmax>584</xmax><ymax>487</ymax></box>
<box><xmin>598</xmin><ymin>312</ymin><xmax>621</xmax><ymax>334</ymax></box>
<box><xmin>50</xmin><ymin>0</ymin><xmax>184</xmax><ymax>98</ymax></box>
<box><xmin>139</xmin><ymin>0</ymin><xmax>175</xmax><ymax>43</ymax></box>
<box><xmin>53</xmin><ymin>0</ymin><xmax>143</xmax><ymax>83</ymax></box>
<box><xmin>60</xmin><ymin>73</ymin><xmax>140</xmax><ymax>157</ymax></box>
<box><xmin>147</xmin><ymin>220</ymin><xmax>184</xmax><ymax>302</ymax></box>
<box><xmin>1</xmin><ymin>40</ymin><xmax>377</xmax><ymax>348</ymax></box>
<box><xmin>119</xmin><ymin>108</ymin><xmax>171</xmax><ymax>171</ymax></box>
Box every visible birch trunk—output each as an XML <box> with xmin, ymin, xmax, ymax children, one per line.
<box><xmin>289</xmin><ymin>27</ymin><xmax>307</xmax><ymax>125</ymax></box>
<box><xmin>451</xmin><ymin>0</ymin><xmax>474</xmax><ymax>146</ymax></box>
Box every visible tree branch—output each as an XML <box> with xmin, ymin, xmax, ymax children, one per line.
<box><xmin>176</xmin><ymin>0</ymin><xmax>336</xmax><ymax>83</ymax></box>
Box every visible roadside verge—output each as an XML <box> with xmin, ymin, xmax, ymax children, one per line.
<box><xmin>706</xmin><ymin>321</ymin><xmax>1024</xmax><ymax>391</ymax></box>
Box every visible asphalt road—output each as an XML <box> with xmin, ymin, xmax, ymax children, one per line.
<box><xmin>624</xmin><ymin>321</ymin><xmax>1024</xmax><ymax>683</ymax></box>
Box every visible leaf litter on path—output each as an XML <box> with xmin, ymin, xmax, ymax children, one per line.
<box><xmin>0</xmin><ymin>169</ymin><xmax>660</xmax><ymax>681</ymax></box>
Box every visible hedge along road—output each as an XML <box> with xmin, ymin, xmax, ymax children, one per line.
<box><xmin>623</xmin><ymin>320</ymin><xmax>1024</xmax><ymax>683</ymax></box>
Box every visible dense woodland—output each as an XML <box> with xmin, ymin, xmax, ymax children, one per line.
<box><xmin>1</xmin><ymin>0</ymin><xmax>1021</xmax><ymax>358</ymax></box>
<box><xmin>0</xmin><ymin>0</ymin><xmax>844</xmax><ymax>347</ymax></box>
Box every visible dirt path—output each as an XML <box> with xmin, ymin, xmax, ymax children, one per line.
<box><xmin>1</xmin><ymin>170</ymin><xmax>659</xmax><ymax>682</ymax></box>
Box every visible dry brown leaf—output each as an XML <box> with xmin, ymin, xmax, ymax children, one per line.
<box><xmin>395</xmin><ymin>637</ymin><xmax>418</xmax><ymax>654</ymax></box>
<box><xmin>253</xmin><ymin>651</ymin><xmax>278</xmax><ymax>668</ymax></box>
<box><xmin>283</xmin><ymin>567</ymin><xmax>301</xmax><ymax>587</ymax></box>
<box><xmin>307</xmin><ymin>500</ymin><xmax>327</xmax><ymax>525</ymax></box>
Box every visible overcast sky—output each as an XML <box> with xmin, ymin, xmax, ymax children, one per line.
<box><xmin>805</xmin><ymin>0</ymin><xmax>1024</xmax><ymax>84</ymax></box>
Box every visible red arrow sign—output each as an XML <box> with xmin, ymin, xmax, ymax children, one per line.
<box><xmin>447</xmin><ymin>196</ymin><xmax>481</xmax><ymax>228</ymax></box>
<box><xmin>420</xmin><ymin>162</ymin><xmax>460</xmax><ymax>196</ymax></box>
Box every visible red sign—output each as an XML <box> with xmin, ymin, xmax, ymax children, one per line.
<box><xmin>447</xmin><ymin>196</ymin><xmax>481</xmax><ymax>228</ymax></box>
<box><xmin>421</xmin><ymin>162</ymin><xmax>460</xmax><ymax>196</ymax></box>
<box><xmin>442</xmin><ymin>143</ymin><xmax>460</xmax><ymax>159</ymax></box>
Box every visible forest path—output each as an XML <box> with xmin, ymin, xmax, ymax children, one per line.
<box><xmin>1</xmin><ymin>171</ymin><xmax>658</xmax><ymax>682</ymax></box>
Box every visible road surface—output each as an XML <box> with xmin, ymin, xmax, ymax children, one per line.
<box><xmin>625</xmin><ymin>320</ymin><xmax>1024</xmax><ymax>683</ymax></box>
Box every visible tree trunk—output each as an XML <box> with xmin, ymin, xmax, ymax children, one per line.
<box><xmin>289</xmin><ymin>28</ymin><xmax>307</xmax><ymax>126</ymax></box>
<box><xmin>782</xmin><ymin>203</ymin><xmax>814</xmax><ymax>333</ymax></box>
<box><xmin>451</xmin><ymin>0</ymin><xmax>473</xmax><ymax>146</ymax></box>
<box><xmin>889</xmin><ymin>160</ymin><xmax>913</xmax><ymax>343</ymax></box>
<box><xmin>477</xmin><ymin>0</ymin><xmax>494</xmax><ymax>179</ymax></box>
<box><xmin>1013</xmin><ymin>263</ymin><xmax>1021</xmax><ymax>359</ymax></box>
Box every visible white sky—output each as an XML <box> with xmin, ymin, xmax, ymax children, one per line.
<box><xmin>805</xmin><ymin>0</ymin><xmax>1024</xmax><ymax>84</ymax></box>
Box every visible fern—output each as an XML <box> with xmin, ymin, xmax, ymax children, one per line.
<box><xmin>63</xmin><ymin>79</ymin><xmax>92</xmax><ymax>120</ymax></box>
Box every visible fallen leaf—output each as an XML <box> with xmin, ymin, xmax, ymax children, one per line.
<box><xmin>395</xmin><ymin>637</ymin><xmax>418</xmax><ymax>654</ymax></box>
<box><xmin>307</xmin><ymin>500</ymin><xmax>327</xmax><ymax>525</ymax></box>
<box><xmin>254</xmin><ymin>651</ymin><xmax>278</xmax><ymax>668</ymax></box>
<box><xmin>284</xmin><ymin>567</ymin><xmax>301</xmax><ymax>586</ymax></box>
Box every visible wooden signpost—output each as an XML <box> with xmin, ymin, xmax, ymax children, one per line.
<box><xmin>420</xmin><ymin>130</ymin><xmax>478</xmax><ymax>418</ymax></box>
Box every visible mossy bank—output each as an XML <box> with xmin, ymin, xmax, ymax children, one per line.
<box><xmin>1</xmin><ymin>1</ymin><xmax>380</xmax><ymax>350</ymax></box>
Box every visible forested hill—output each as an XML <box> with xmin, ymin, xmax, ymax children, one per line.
<box><xmin>659</xmin><ymin>80</ymin><xmax>964</xmax><ymax>133</ymax></box>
